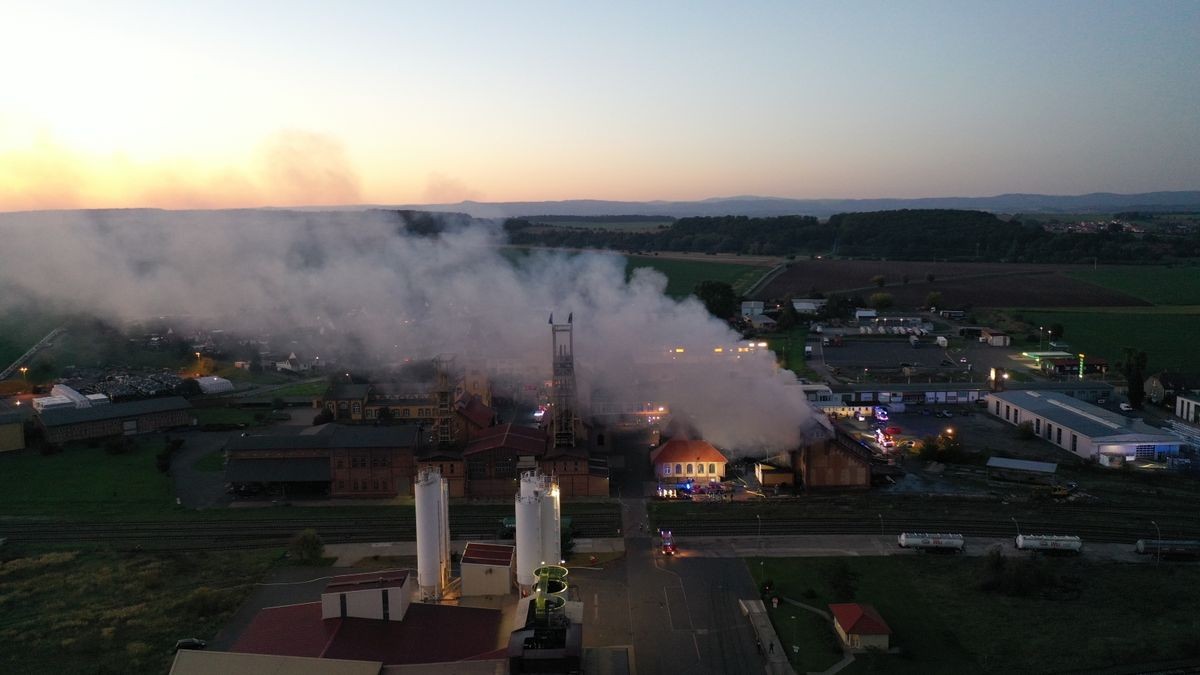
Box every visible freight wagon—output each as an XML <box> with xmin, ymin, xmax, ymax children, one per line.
<box><xmin>897</xmin><ymin>532</ymin><xmax>964</xmax><ymax>552</ymax></box>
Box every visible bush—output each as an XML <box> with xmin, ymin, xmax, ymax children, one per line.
<box><xmin>1016</xmin><ymin>421</ymin><xmax>1035</xmax><ymax>440</ymax></box>
<box><xmin>288</xmin><ymin>528</ymin><xmax>325</xmax><ymax>564</ymax></box>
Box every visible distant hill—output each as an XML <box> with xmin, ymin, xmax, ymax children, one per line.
<box><xmin>387</xmin><ymin>192</ymin><xmax>1200</xmax><ymax>219</ymax></box>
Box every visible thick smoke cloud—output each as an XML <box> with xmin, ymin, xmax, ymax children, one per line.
<box><xmin>0</xmin><ymin>209</ymin><xmax>824</xmax><ymax>454</ymax></box>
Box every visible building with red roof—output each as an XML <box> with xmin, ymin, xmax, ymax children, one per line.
<box><xmin>461</xmin><ymin>424</ymin><xmax>607</xmax><ymax>498</ymax></box>
<box><xmin>650</xmin><ymin>438</ymin><xmax>727</xmax><ymax>484</ymax></box>
<box><xmin>460</xmin><ymin>542</ymin><xmax>515</xmax><ymax>597</ymax></box>
<box><xmin>828</xmin><ymin>603</ymin><xmax>891</xmax><ymax>650</ymax></box>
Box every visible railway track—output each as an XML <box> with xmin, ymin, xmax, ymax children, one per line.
<box><xmin>0</xmin><ymin>512</ymin><xmax>622</xmax><ymax>551</ymax></box>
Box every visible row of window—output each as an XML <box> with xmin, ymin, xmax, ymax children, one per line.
<box><xmin>338</xmin><ymin>479</ymin><xmax>389</xmax><ymax>492</ymax></box>
<box><xmin>1000</xmin><ymin>402</ymin><xmax>1078</xmax><ymax>452</ymax></box>
<box><xmin>336</xmin><ymin>455</ymin><xmax>392</xmax><ymax>469</ymax></box>
<box><xmin>663</xmin><ymin>463</ymin><xmax>718</xmax><ymax>476</ymax></box>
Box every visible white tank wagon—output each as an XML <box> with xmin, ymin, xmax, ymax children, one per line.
<box><xmin>1135</xmin><ymin>539</ymin><xmax>1200</xmax><ymax>558</ymax></box>
<box><xmin>414</xmin><ymin>468</ymin><xmax>451</xmax><ymax>601</ymax></box>
<box><xmin>897</xmin><ymin>532</ymin><xmax>964</xmax><ymax>552</ymax></box>
<box><xmin>1015</xmin><ymin>534</ymin><xmax>1082</xmax><ymax>554</ymax></box>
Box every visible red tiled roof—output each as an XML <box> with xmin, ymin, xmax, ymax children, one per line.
<box><xmin>462</xmin><ymin>424</ymin><xmax>547</xmax><ymax>457</ymax></box>
<box><xmin>461</xmin><ymin>542</ymin><xmax>515</xmax><ymax>566</ymax></box>
<box><xmin>325</xmin><ymin>570</ymin><xmax>408</xmax><ymax>593</ymax></box>
<box><xmin>829</xmin><ymin>603</ymin><xmax>891</xmax><ymax>636</ymax></box>
<box><xmin>456</xmin><ymin>395</ymin><xmax>495</xmax><ymax>429</ymax></box>
<box><xmin>233</xmin><ymin>601</ymin><xmax>502</xmax><ymax>665</ymax></box>
<box><xmin>650</xmin><ymin>439</ymin><xmax>726</xmax><ymax>466</ymax></box>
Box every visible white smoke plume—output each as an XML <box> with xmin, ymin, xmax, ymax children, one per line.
<box><xmin>0</xmin><ymin>209</ymin><xmax>823</xmax><ymax>454</ymax></box>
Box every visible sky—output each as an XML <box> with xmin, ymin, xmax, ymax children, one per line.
<box><xmin>1</xmin><ymin>1</ymin><xmax>1198</xmax><ymax>210</ymax></box>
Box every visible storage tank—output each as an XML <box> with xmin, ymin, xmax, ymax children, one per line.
<box><xmin>515</xmin><ymin>490</ymin><xmax>543</xmax><ymax>593</ymax></box>
<box><xmin>1015</xmin><ymin>534</ymin><xmax>1082</xmax><ymax>553</ymax></box>
<box><xmin>540</xmin><ymin>478</ymin><xmax>562</xmax><ymax>565</ymax></box>
<box><xmin>415</xmin><ymin>468</ymin><xmax>450</xmax><ymax>600</ymax></box>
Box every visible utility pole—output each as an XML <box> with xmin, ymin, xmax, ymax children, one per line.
<box><xmin>1152</xmin><ymin>520</ymin><xmax>1161</xmax><ymax>568</ymax></box>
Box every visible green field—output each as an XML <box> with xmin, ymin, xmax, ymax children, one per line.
<box><xmin>751</xmin><ymin>555</ymin><xmax>1200</xmax><ymax>674</ymax></box>
<box><xmin>1068</xmin><ymin>266</ymin><xmax>1200</xmax><ymax>305</ymax></box>
<box><xmin>0</xmin><ymin>547</ymin><xmax>278</xmax><ymax>675</ymax></box>
<box><xmin>0</xmin><ymin>439</ymin><xmax>177</xmax><ymax>518</ymax></box>
<box><xmin>626</xmin><ymin>256</ymin><xmax>764</xmax><ymax>298</ymax></box>
<box><xmin>1018</xmin><ymin>309</ymin><xmax>1200</xmax><ymax>373</ymax></box>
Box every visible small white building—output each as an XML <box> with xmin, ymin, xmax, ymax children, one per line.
<box><xmin>980</xmin><ymin>328</ymin><xmax>1011</xmax><ymax>347</ymax></box>
<box><xmin>741</xmin><ymin>301</ymin><xmax>765</xmax><ymax>317</ymax></box>
<box><xmin>320</xmin><ymin>570</ymin><xmax>411</xmax><ymax>622</ymax></box>
<box><xmin>1177</xmin><ymin>394</ymin><xmax>1200</xmax><ymax>425</ymax></box>
<box><xmin>854</xmin><ymin>309</ymin><xmax>877</xmax><ymax>322</ymax></box>
<box><xmin>748</xmin><ymin>313</ymin><xmax>777</xmax><ymax>330</ymax></box>
<box><xmin>274</xmin><ymin>352</ymin><xmax>312</xmax><ymax>373</ymax></box>
<box><xmin>986</xmin><ymin>390</ymin><xmax>1181</xmax><ymax>466</ymax></box>
<box><xmin>791</xmin><ymin>298</ymin><xmax>827</xmax><ymax>315</ymax></box>
<box><xmin>196</xmin><ymin>376</ymin><xmax>234</xmax><ymax>395</ymax></box>
<box><xmin>459</xmin><ymin>542</ymin><xmax>515</xmax><ymax>597</ymax></box>
<box><xmin>32</xmin><ymin>396</ymin><xmax>75</xmax><ymax>412</ymax></box>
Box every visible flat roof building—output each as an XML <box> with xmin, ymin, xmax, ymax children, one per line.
<box><xmin>985</xmin><ymin>390</ymin><xmax>1182</xmax><ymax>467</ymax></box>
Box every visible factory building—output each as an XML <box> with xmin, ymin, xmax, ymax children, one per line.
<box><xmin>460</xmin><ymin>542</ymin><xmax>516</xmax><ymax>597</ymax></box>
<box><xmin>38</xmin><ymin>396</ymin><xmax>193</xmax><ymax>444</ymax></box>
<box><xmin>195</xmin><ymin>375</ymin><xmax>235</xmax><ymax>394</ymax></box>
<box><xmin>225</xmin><ymin>424</ymin><xmax>422</xmax><ymax>498</ymax></box>
<box><xmin>797</xmin><ymin>428</ymin><xmax>872</xmax><ymax>490</ymax></box>
<box><xmin>1177</xmin><ymin>394</ymin><xmax>1200</xmax><ymax>425</ymax></box>
<box><xmin>986</xmin><ymin>390</ymin><xmax>1182</xmax><ymax>466</ymax></box>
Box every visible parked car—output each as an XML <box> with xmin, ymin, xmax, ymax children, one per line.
<box><xmin>175</xmin><ymin>638</ymin><xmax>207</xmax><ymax>652</ymax></box>
<box><xmin>1119</xmin><ymin>402</ymin><xmax>1133</xmax><ymax>412</ymax></box>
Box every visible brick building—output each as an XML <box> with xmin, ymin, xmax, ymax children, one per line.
<box><xmin>225</xmin><ymin>424</ymin><xmax>423</xmax><ymax>498</ymax></box>
<box><xmin>796</xmin><ymin>428</ymin><xmax>872</xmax><ymax>490</ymax></box>
<box><xmin>462</xmin><ymin>424</ymin><xmax>608</xmax><ymax>498</ymax></box>
<box><xmin>38</xmin><ymin>397</ymin><xmax>194</xmax><ymax>444</ymax></box>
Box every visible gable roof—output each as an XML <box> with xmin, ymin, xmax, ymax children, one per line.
<box><xmin>650</xmin><ymin>439</ymin><xmax>727</xmax><ymax>466</ymax></box>
<box><xmin>461</xmin><ymin>542</ymin><xmax>515</xmax><ymax>566</ymax></box>
<box><xmin>829</xmin><ymin>603</ymin><xmax>891</xmax><ymax>635</ymax></box>
<box><xmin>462</xmin><ymin>424</ymin><xmax>547</xmax><ymax>457</ymax></box>
<box><xmin>38</xmin><ymin>396</ymin><xmax>192</xmax><ymax>427</ymax></box>
<box><xmin>455</xmin><ymin>394</ymin><xmax>495</xmax><ymax>429</ymax></box>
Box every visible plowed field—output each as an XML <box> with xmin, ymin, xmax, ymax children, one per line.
<box><xmin>754</xmin><ymin>260</ymin><xmax>1149</xmax><ymax>308</ymax></box>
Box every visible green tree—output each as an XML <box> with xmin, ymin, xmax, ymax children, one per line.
<box><xmin>776</xmin><ymin>301</ymin><xmax>800</xmax><ymax>330</ymax></box>
<box><xmin>1119</xmin><ymin>347</ymin><xmax>1148</xmax><ymax>409</ymax></box>
<box><xmin>871</xmin><ymin>274</ymin><xmax>886</xmax><ymax>288</ymax></box>
<box><xmin>868</xmin><ymin>292</ymin><xmax>893</xmax><ymax>311</ymax></box>
<box><xmin>693</xmin><ymin>280</ymin><xmax>739</xmax><ymax>319</ymax></box>
<box><xmin>925</xmin><ymin>291</ymin><xmax>943</xmax><ymax>309</ymax></box>
<box><xmin>1048</xmin><ymin>322</ymin><xmax>1065</xmax><ymax>340</ymax></box>
<box><xmin>289</xmin><ymin>529</ymin><xmax>325</xmax><ymax>564</ymax></box>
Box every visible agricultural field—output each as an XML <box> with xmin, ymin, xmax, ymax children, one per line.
<box><xmin>0</xmin><ymin>547</ymin><xmax>279</xmax><ymax>675</ymax></box>
<box><xmin>1014</xmin><ymin>309</ymin><xmax>1200</xmax><ymax>373</ymax></box>
<box><xmin>751</xmin><ymin>555</ymin><xmax>1200</xmax><ymax>674</ymax></box>
<box><xmin>754</xmin><ymin>259</ymin><xmax>1148</xmax><ymax>308</ymax></box>
<box><xmin>626</xmin><ymin>256</ymin><xmax>764</xmax><ymax>298</ymax></box>
<box><xmin>1067</xmin><ymin>265</ymin><xmax>1200</xmax><ymax>305</ymax></box>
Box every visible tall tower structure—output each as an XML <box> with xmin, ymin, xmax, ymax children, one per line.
<box><xmin>550</xmin><ymin>314</ymin><xmax>576</xmax><ymax>448</ymax></box>
<box><xmin>432</xmin><ymin>354</ymin><xmax>456</xmax><ymax>445</ymax></box>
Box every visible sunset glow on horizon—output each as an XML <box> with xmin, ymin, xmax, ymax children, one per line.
<box><xmin>2</xmin><ymin>1</ymin><xmax>1198</xmax><ymax>211</ymax></box>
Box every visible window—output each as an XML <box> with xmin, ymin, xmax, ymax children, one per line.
<box><xmin>1005</xmin><ymin>405</ymin><xmax>1011</xmax><ymax>421</ymax></box>
<box><xmin>494</xmin><ymin>454</ymin><xmax>517</xmax><ymax>479</ymax></box>
<box><xmin>663</xmin><ymin>464</ymin><xmax>671</xmax><ymax>476</ymax></box>
<box><xmin>675</xmin><ymin>464</ymin><xmax>682</xmax><ymax>475</ymax></box>
<box><xmin>697</xmin><ymin>463</ymin><xmax>705</xmax><ymax>474</ymax></box>
<box><xmin>351</xmin><ymin>402</ymin><xmax>361</xmax><ymax>415</ymax></box>
<box><xmin>1056</xmin><ymin>428</ymin><xmax>1062</xmax><ymax>445</ymax></box>
<box><xmin>1071</xmin><ymin>434</ymin><xmax>1077</xmax><ymax>452</ymax></box>
<box><xmin>467</xmin><ymin>457</ymin><xmax>488</xmax><ymax>480</ymax></box>
<box><xmin>994</xmin><ymin>400</ymin><xmax>1000</xmax><ymax>414</ymax></box>
<box><xmin>1035</xmin><ymin>419</ymin><xmax>1041</xmax><ymax>434</ymax></box>
<box><xmin>709</xmin><ymin>463</ymin><xmax>716</xmax><ymax>474</ymax></box>
<box><xmin>686</xmin><ymin>463</ymin><xmax>693</xmax><ymax>475</ymax></box>
<box><xmin>402</xmin><ymin>408</ymin><xmax>410</xmax><ymax>417</ymax></box>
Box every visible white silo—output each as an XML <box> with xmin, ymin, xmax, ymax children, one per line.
<box><xmin>415</xmin><ymin>468</ymin><xmax>450</xmax><ymax>601</ymax></box>
<box><xmin>515</xmin><ymin>472</ymin><xmax>544</xmax><ymax>593</ymax></box>
<box><xmin>540</xmin><ymin>477</ymin><xmax>561</xmax><ymax>565</ymax></box>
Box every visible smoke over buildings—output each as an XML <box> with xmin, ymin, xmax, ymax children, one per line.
<box><xmin>0</xmin><ymin>208</ymin><xmax>821</xmax><ymax>453</ymax></box>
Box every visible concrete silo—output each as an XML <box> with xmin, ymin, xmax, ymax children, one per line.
<box><xmin>415</xmin><ymin>467</ymin><xmax>450</xmax><ymax>601</ymax></box>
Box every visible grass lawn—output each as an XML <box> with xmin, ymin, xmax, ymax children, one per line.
<box><xmin>1015</xmin><ymin>309</ymin><xmax>1200</xmax><ymax>372</ymax></box>
<box><xmin>1068</xmin><ymin>266</ymin><xmax>1200</xmax><ymax>305</ymax></box>
<box><xmin>0</xmin><ymin>439</ymin><xmax>177</xmax><ymax>518</ymax></box>
<box><xmin>625</xmin><ymin>256</ymin><xmax>765</xmax><ymax>298</ymax></box>
<box><xmin>749</xmin><ymin>555</ymin><xmax>1200</xmax><ymax>674</ymax></box>
<box><xmin>264</xmin><ymin>380</ymin><xmax>328</xmax><ymax>398</ymax></box>
<box><xmin>192</xmin><ymin>407</ymin><xmax>261</xmax><ymax>427</ymax></box>
<box><xmin>0</xmin><ymin>547</ymin><xmax>280</xmax><ymax>674</ymax></box>
<box><xmin>212</xmin><ymin>366</ymin><xmax>294</xmax><ymax>385</ymax></box>
<box><xmin>191</xmin><ymin>450</ymin><xmax>225</xmax><ymax>473</ymax></box>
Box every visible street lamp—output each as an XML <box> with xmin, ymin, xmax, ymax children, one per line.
<box><xmin>19</xmin><ymin>366</ymin><xmax>28</xmax><ymax>380</ymax></box>
<box><xmin>1011</xmin><ymin>516</ymin><xmax>1021</xmax><ymax>538</ymax></box>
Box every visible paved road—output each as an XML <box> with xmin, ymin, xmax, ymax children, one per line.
<box><xmin>170</xmin><ymin>429</ymin><xmax>236</xmax><ymax>509</ymax></box>
<box><xmin>576</xmin><ymin>429</ymin><xmax>766</xmax><ymax>675</ymax></box>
